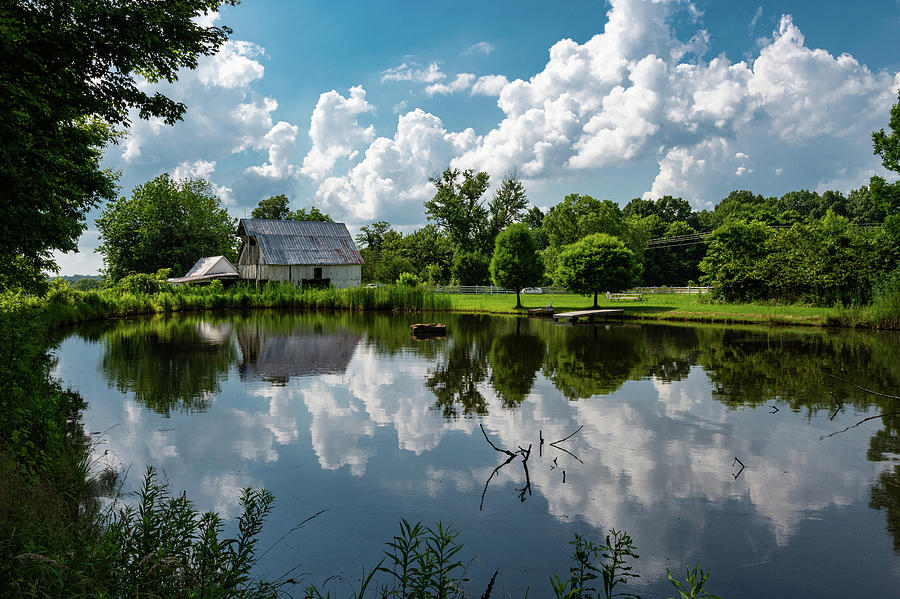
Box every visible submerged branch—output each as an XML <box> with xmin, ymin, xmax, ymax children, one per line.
<box><xmin>481</xmin><ymin>424</ymin><xmax>516</xmax><ymax>458</ymax></box>
<box><xmin>820</xmin><ymin>411</ymin><xmax>900</xmax><ymax>440</ymax></box>
<box><xmin>480</xmin><ymin>453</ymin><xmax>517</xmax><ymax>511</ymax></box>
<box><xmin>825</xmin><ymin>373</ymin><xmax>899</xmax><ymax>401</ymax></box>
<box><xmin>549</xmin><ymin>424</ymin><xmax>584</xmax><ymax>446</ymax></box>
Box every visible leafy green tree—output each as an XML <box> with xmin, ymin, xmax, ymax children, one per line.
<box><xmin>555</xmin><ymin>233</ymin><xmax>641</xmax><ymax>307</ymax></box>
<box><xmin>452</xmin><ymin>251</ymin><xmax>490</xmax><ymax>286</ymax></box>
<box><xmin>0</xmin><ymin>0</ymin><xmax>237</xmax><ymax>290</ymax></box>
<box><xmin>523</xmin><ymin>206</ymin><xmax>545</xmax><ymax>230</ymax></box>
<box><xmin>97</xmin><ymin>174</ymin><xmax>236</xmax><ymax>281</ymax></box>
<box><xmin>873</xmin><ymin>87</ymin><xmax>900</xmax><ymax>174</ymax></box>
<box><xmin>486</xmin><ymin>173</ymin><xmax>529</xmax><ymax>242</ymax></box>
<box><xmin>870</xmin><ymin>88</ymin><xmax>900</xmax><ymax>217</ymax></box>
<box><xmin>543</xmin><ymin>194</ymin><xmax>627</xmax><ymax>249</ymax></box>
<box><xmin>699</xmin><ymin>220</ymin><xmax>773</xmax><ymax>301</ymax></box>
<box><xmin>489</xmin><ymin>224</ymin><xmax>544</xmax><ymax>308</ymax></box>
<box><xmin>402</xmin><ymin>225</ymin><xmax>454</xmax><ymax>284</ymax></box>
<box><xmin>291</xmin><ymin>206</ymin><xmax>333</xmax><ymax>221</ymax></box>
<box><xmin>250</xmin><ymin>194</ymin><xmax>291</xmax><ymax>220</ymax></box>
<box><xmin>425</xmin><ymin>168</ymin><xmax>491</xmax><ymax>251</ymax></box>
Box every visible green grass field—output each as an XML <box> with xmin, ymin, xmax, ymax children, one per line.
<box><xmin>444</xmin><ymin>292</ymin><xmax>838</xmax><ymax>326</ymax></box>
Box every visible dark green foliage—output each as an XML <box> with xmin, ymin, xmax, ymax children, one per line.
<box><xmin>452</xmin><ymin>251</ymin><xmax>491</xmax><ymax>286</ymax></box>
<box><xmin>251</xmin><ymin>194</ymin><xmax>292</xmax><ymax>220</ymax></box>
<box><xmin>700</xmin><ymin>213</ymin><xmax>892</xmax><ymax>305</ymax></box>
<box><xmin>873</xmin><ymin>87</ymin><xmax>900</xmax><ymax>174</ymax></box>
<box><xmin>292</xmin><ymin>205</ymin><xmax>334</xmax><ymax>221</ymax></box>
<box><xmin>486</xmin><ymin>174</ymin><xmax>529</xmax><ymax>241</ymax></box>
<box><xmin>0</xmin><ymin>0</ymin><xmax>237</xmax><ymax>289</ymax></box>
<box><xmin>523</xmin><ymin>205</ymin><xmax>546</xmax><ymax>229</ymax></box>
<box><xmin>426</xmin><ymin>168</ymin><xmax>491</xmax><ymax>252</ymax></box>
<box><xmin>97</xmin><ymin>174</ymin><xmax>237</xmax><ymax>281</ymax></box>
<box><xmin>489</xmin><ymin>224</ymin><xmax>544</xmax><ymax>308</ymax></box>
<box><xmin>106</xmin><ymin>467</ymin><xmax>278</xmax><ymax>598</ymax></box>
<box><xmin>642</xmin><ymin>221</ymin><xmax>704</xmax><ymax>285</ymax></box>
<box><xmin>555</xmin><ymin>234</ymin><xmax>641</xmax><ymax>307</ymax></box>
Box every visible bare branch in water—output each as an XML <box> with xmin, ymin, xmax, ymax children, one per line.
<box><xmin>550</xmin><ymin>424</ymin><xmax>584</xmax><ymax>446</ymax></box>
<box><xmin>481</xmin><ymin>424</ymin><xmax>516</xmax><ymax>457</ymax></box>
<box><xmin>480</xmin><ymin>453</ymin><xmax>516</xmax><ymax>511</ymax></box>
<box><xmin>820</xmin><ymin>411</ymin><xmax>900</xmax><ymax>440</ymax></box>
<box><xmin>825</xmin><ymin>373</ymin><xmax>899</xmax><ymax>400</ymax></box>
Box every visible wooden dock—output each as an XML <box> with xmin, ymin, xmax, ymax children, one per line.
<box><xmin>552</xmin><ymin>308</ymin><xmax>623</xmax><ymax>323</ymax></box>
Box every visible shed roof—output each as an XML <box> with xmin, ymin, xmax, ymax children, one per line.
<box><xmin>167</xmin><ymin>256</ymin><xmax>239</xmax><ymax>284</ymax></box>
<box><xmin>237</xmin><ymin>219</ymin><xmax>364</xmax><ymax>266</ymax></box>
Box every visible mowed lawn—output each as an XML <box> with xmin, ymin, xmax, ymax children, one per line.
<box><xmin>443</xmin><ymin>292</ymin><xmax>839</xmax><ymax>326</ymax></box>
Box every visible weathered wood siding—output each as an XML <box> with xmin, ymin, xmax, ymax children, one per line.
<box><xmin>237</xmin><ymin>263</ymin><xmax>361</xmax><ymax>288</ymax></box>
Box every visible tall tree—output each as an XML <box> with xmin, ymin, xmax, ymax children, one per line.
<box><xmin>489</xmin><ymin>224</ymin><xmax>545</xmax><ymax>308</ymax></box>
<box><xmin>555</xmin><ymin>233</ymin><xmax>641</xmax><ymax>307</ymax></box>
<box><xmin>486</xmin><ymin>173</ymin><xmax>529</xmax><ymax>242</ymax></box>
<box><xmin>0</xmin><ymin>0</ymin><xmax>237</xmax><ymax>290</ymax></box>
<box><xmin>425</xmin><ymin>168</ymin><xmax>490</xmax><ymax>251</ymax></box>
<box><xmin>251</xmin><ymin>195</ymin><xmax>291</xmax><ymax>220</ymax></box>
<box><xmin>97</xmin><ymin>175</ymin><xmax>236</xmax><ymax>280</ymax></box>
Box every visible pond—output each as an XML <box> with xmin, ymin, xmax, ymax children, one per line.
<box><xmin>53</xmin><ymin>311</ymin><xmax>900</xmax><ymax>598</ymax></box>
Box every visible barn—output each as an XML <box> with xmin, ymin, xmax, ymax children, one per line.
<box><xmin>236</xmin><ymin>219</ymin><xmax>363</xmax><ymax>288</ymax></box>
<box><xmin>167</xmin><ymin>255</ymin><xmax>240</xmax><ymax>285</ymax></box>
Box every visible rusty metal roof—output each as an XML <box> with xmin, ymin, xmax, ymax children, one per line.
<box><xmin>237</xmin><ymin>219</ymin><xmax>364</xmax><ymax>265</ymax></box>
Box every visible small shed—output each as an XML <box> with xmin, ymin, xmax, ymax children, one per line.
<box><xmin>236</xmin><ymin>219</ymin><xmax>363</xmax><ymax>288</ymax></box>
<box><xmin>167</xmin><ymin>256</ymin><xmax>239</xmax><ymax>284</ymax></box>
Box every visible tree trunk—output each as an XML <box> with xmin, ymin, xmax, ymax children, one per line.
<box><xmin>516</xmin><ymin>289</ymin><xmax>522</xmax><ymax>309</ymax></box>
<box><xmin>593</xmin><ymin>291</ymin><xmax>598</xmax><ymax>308</ymax></box>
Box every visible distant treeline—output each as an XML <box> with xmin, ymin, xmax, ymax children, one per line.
<box><xmin>355</xmin><ymin>182</ymin><xmax>898</xmax><ymax>306</ymax></box>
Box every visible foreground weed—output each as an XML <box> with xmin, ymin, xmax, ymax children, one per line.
<box><xmin>552</xmin><ymin>529</ymin><xmax>640</xmax><ymax>599</ymax></box>
<box><xmin>107</xmin><ymin>466</ymin><xmax>278</xmax><ymax>598</ymax></box>
<box><xmin>666</xmin><ymin>564</ymin><xmax>721</xmax><ymax>599</ymax></box>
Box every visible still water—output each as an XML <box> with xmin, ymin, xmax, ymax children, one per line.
<box><xmin>54</xmin><ymin>312</ymin><xmax>900</xmax><ymax>597</ymax></box>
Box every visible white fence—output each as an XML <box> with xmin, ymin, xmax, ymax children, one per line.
<box><xmin>629</xmin><ymin>286</ymin><xmax>712</xmax><ymax>294</ymax></box>
<box><xmin>430</xmin><ymin>285</ymin><xmax>568</xmax><ymax>294</ymax></box>
<box><xmin>430</xmin><ymin>285</ymin><xmax>711</xmax><ymax>295</ymax></box>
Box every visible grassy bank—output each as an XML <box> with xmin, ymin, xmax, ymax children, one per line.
<box><xmin>442</xmin><ymin>292</ymin><xmax>900</xmax><ymax>328</ymax></box>
<box><xmin>24</xmin><ymin>280</ymin><xmax>451</xmax><ymax>329</ymax></box>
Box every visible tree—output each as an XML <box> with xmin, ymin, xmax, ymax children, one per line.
<box><xmin>698</xmin><ymin>219</ymin><xmax>773</xmax><ymax>301</ymax></box>
<box><xmin>873</xmin><ymin>87</ymin><xmax>900</xmax><ymax>174</ymax></box>
<box><xmin>486</xmin><ymin>173</ymin><xmax>529</xmax><ymax>242</ymax></box>
<box><xmin>452</xmin><ymin>251</ymin><xmax>490</xmax><ymax>286</ymax></box>
<box><xmin>425</xmin><ymin>168</ymin><xmax>491</xmax><ymax>251</ymax></box>
<box><xmin>291</xmin><ymin>206</ymin><xmax>333</xmax><ymax>221</ymax></box>
<box><xmin>555</xmin><ymin>233</ymin><xmax>641</xmax><ymax>307</ymax></box>
<box><xmin>251</xmin><ymin>195</ymin><xmax>291</xmax><ymax>220</ymax></box>
<box><xmin>0</xmin><ymin>0</ymin><xmax>237</xmax><ymax>290</ymax></box>
<box><xmin>489</xmin><ymin>224</ymin><xmax>544</xmax><ymax>308</ymax></box>
<box><xmin>97</xmin><ymin>175</ymin><xmax>236</xmax><ymax>281</ymax></box>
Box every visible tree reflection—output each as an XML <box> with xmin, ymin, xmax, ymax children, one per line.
<box><xmin>100</xmin><ymin>317</ymin><xmax>237</xmax><ymax>416</ymax></box>
<box><xmin>489</xmin><ymin>319</ymin><xmax>545</xmax><ymax>408</ymax></box>
<box><xmin>542</xmin><ymin>325</ymin><xmax>647</xmax><ymax>399</ymax></box>
<box><xmin>869</xmin><ymin>414</ymin><xmax>900</xmax><ymax>552</ymax></box>
<box><xmin>425</xmin><ymin>315</ymin><xmax>494</xmax><ymax>418</ymax></box>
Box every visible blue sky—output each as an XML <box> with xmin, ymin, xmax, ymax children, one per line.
<box><xmin>58</xmin><ymin>0</ymin><xmax>900</xmax><ymax>274</ymax></box>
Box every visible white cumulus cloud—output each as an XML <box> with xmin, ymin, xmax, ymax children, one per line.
<box><xmin>300</xmin><ymin>86</ymin><xmax>376</xmax><ymax>181</ymax></box>
<box><xmin>301</xmin><ymin>0</ymin><xmax>898</xmax><ymax>223</ymax></box>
